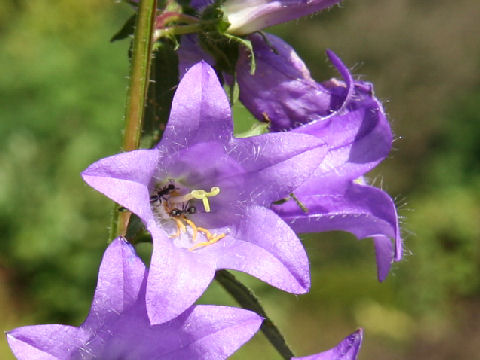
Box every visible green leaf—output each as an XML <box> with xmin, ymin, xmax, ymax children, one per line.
<box><xmin>225</xmin><ymin>33</ymin><xmax>255</xmax><ymax>74</ymax></box>
<box><xmin>110</xmin><ymin>13</ymin><xmax>137</xmax><ymax>43</ymax></box>
<box><xmin>141</xmin><ymin>39</ymin><xmax>179</xmax><ymax>148</ymax></box>
<box><xmin>235</xmin><ymin>122</ymin><xmax>270</xmax><ymax>138</ymax></box>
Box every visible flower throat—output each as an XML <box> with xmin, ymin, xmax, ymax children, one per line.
<box><xmin>150</xmin><ymin>182</ymin><xmax>225</xmax><ymax>250</ymax></box>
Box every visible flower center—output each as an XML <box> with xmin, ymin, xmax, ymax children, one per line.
<box><xmin>151</xmin><ymin>181</ymin><xmax>225</xmax><ymax>251</ymax></box>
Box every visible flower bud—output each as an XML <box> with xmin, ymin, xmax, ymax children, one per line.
<box><xmin>222</xmin><ymin>0</ymin><xmax>342</xmax><ymax>35</ymax></box>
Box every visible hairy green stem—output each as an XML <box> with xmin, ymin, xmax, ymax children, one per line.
<box><xmin>215</xmin><ymin>270</ymin><xmax>295</xmax><ymax>359</ymax></box>
<box><xmin>155</xmin><ymin>22</ymin><xmax>203</xmax><ymax>38</ymax></box>
<box><xmin>111</xmin><ymin>0</ymin><xmax>157</xmax><ymax>241</ymax></box>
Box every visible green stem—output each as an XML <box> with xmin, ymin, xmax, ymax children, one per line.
<box><xmin>155</xmin><ymin>23</ymin><xmax>203</xmax><ymax>38</ymax></box>
<box><xmin>215</xmin><ymin>270</ymin><xmax>295</xmax><ymax>360</ymax></box>
<box><xmin>111</xmin><ymin>0</ymin><xmax>157</xmax><ymax>241</ymax></box>
<box><xmin>154</xmin><ymin>19</ymin><xmax>220</xmax><ymax>39</ymax></box>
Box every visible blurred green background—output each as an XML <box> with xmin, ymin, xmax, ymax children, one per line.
<box><xmin>1</xmin><ymin>0</ymin><xmax>479</xmax><ymax>358</ymax></box>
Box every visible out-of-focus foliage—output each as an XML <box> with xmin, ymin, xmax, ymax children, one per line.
<box><xmin>1</xmin><ymin>0</ymin><xmax>479</xmax><ymax>359</ymax></box>
<box><xmin>0</xmin><ymin>1</ymin><xmax>130</xmax><ymax>356</ymax></box>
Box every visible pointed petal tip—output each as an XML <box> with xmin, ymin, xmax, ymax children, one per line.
<box><xmin>184</xmin><ymin>60</ymin><xmax>216</xmax><ymax>79</ymax></box>
<box><xmin>352</xmin><ymin>327</ymin><xmax>364</xmax><ymax>340</ymax></box>
<box><xmin>325</xmin><ymin>48</ymin><xmax>337</xmax><ymax>61</ymax></box>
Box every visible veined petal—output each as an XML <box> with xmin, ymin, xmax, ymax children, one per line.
<box><xmin>83</xmin><ymin>238</ymin><xmax>145</xmax><ymax>330</ymax></box>
<box><xmin>213</xmin><ymin>205</ymin><xmax>310</xmax><ymax>293</ymax></box>
<box><xmin>273</xmin><ymin>182</ymin><xmax>401</xmax><ymax>281</ymax></box>
<box><xmin>146</xmin><ymin>224</ymin><xmax>217</xmax><ymax>325</ymax></box>
<box><xmin>6</xmin><ymin>325</ymin><xmax>90</xmax><ymax>360</ymax></box>
<box><xmin>153</xmin><ymin>306</ymin><xmax>263</xmax><ymax>359</ymax></box>
<box><xmin>162</xmin><ymin>61</ymin><xmax>233</xmax><ymax>150</ymax></box>
<box><xmin>81</xmin><ymin>149</ymin><xmax>160</xmax><ymax>224</ymax></box>
<box><xmin>293</xmin><ymin>329</ymin><xmax>363</xmax><ymax>360</ymax></box>
<box><xmin>229</xmin><ymin>132</ymin><xmax>328</xmax><ymax>205</ymax></box>
<box><xmin>293</xmin><ymin>100</ymin><xmax>392</xmax><ymax>181</ymax></box>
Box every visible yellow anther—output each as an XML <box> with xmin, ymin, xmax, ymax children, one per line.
<box><xmin>189</xmin><ymin>187</ymin><xmax>220</xmax><ymax>212</ymax></box>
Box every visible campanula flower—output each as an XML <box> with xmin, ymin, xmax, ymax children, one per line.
<box><xmin>294</xmin><ymin>329</ymin><xmax>363</xmax><ymax>360</ymax></box>
<box><xmin>191</xmin><ymin>0</ymin><xmax>342</xmax><ymax>35</ymax></box>
<box><xmin>235</xmin><ymin>34</ymin><xmax>401</xmax><ymax>281</ymax></box>
<box><xmin>82</xmin><ymin>61</ymin><xmax>328</xmax><ymax>324</ymax></box>
<box><xmin>245</xmin><ymin>35</ymin><xmax>402</xmax><ymax>280</ymax></box>
<box><xmin>6</xmin><ymin>238</ymin><xmax>263</xmax><ymax>360</ymax></box>
<box><xmin>178</xmin><ymin>34</ymin><xmax>401</xmax><ymax>281</ymax></box>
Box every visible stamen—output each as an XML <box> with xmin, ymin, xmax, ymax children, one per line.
<box><xmin>188</xmin><ymin>187</ymin><xmax>220</xmax><ymax>212</ymax></box>
<box><xmin>184</xmin><ymin>218</ymin><xmax>198</xmax><ymax>243</ymax></box>
<box><xmin>169</xmin><ymin>217</ymin><xmax>186</xmax><ymax>238</ymax></box>
<box><xmin>189</xmin><ymin>233</ymin><xmax>226</xmax><ymax>251</ymax></box>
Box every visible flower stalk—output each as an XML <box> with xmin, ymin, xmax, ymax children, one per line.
<box><xmin>113</xmin><ymin>0</ymin><xmax>157</xmax><ymax>240</ymax></box>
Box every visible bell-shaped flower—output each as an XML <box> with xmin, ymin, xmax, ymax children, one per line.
<box><xmin>178</xmin><ymin>35</ymin><xmax>401</xmax><ymax>281</ymax></box>
<box><xmin>6</xmin><ymin>238</ymin><xmax>263</xmax><ymax>360</ymax></box>
<box><xmin>82</xmin><ymin>61</ymin><xmax>328</xmax><ymax>324</ymax></box>
<box><xmin>235</xmin><ymin>33</ymin><xmax>402</xmax><ymax>281</ymax></box>
<box><xmin>222</xmin><ymin>0</ymin><xmax>342</xmax><ymax>35</ymax></box>
<box><xmin>293</xmin><ymin>329</ymin><xmax>363</xmax><ymax>360</ymax></box>
<box><xmin>191</xmin><ymin>0</ymin><xmax>342</xmax><ymax>35</ymax></box>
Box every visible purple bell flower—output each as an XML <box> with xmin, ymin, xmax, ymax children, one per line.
<box><xmin>82</xmin><ymin>61</ymin><xmax>328</xmax><ymax>324</ymax></box>
<box><xmin>6</xmin><ymin>238</ymin><xmax>263</xmax><ymax>360</ymax></box>
<box><xmin>293</xmin><ymin>329</ymin><xmax>363</xmax><ymax>360</ymax></box>
<box><xmin>244</xmin><ymin>35</ymin><xmax>402</xmax><ymax>281</ymax></box>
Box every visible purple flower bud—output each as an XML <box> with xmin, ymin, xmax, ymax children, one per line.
<box><xmin>221</xmin><ymin>0</ymin><xmax>343</xmax><ymax>35</ymax></box>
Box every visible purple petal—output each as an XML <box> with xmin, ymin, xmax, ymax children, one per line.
<box><xmin>373</xmin><ymin>236</ymin><xmax>394</xmax><ymax>282</ymax></box>
<box><xmin>154</xmin><ymin>306</ymin><xmax>263</xmax><ymax>359</ymax></box>
<box><xmin>83</xmin><ymin>238</ymin><xmax>146</xmax><ymax>330</ymax></box>
<box><xmin>237</xmin><ymin>33</ymin><xmax>334</xmax><ymax>131</ymax></box>
<box><xmin>81</xmin><ymin>149</ymin><xmax>160</xmax><ymax>225</ymax></box>
<box><xmin>293</xmin><ymin>100</ymin><xmax>392</xmax><ymax>181</ymax></box>
<box><xmin>190</xmin><ymin>0</ymin><xmax>214</xmax><ymax>10</ymax></box>
<box><xmin>146</xmin><ymin>224</ymin><xmax>217</xmax><ymax>325</ymax></box>
<box><xmin>229</xmin><ymin>132</ymin><xmax>328</xmax><ymax>205</ymax></box>
<box><xmin>162</xmin><ymin>61</ymin><xmax>233</xmax><ymax>151</ymax></box>
<box><xmin>162</xmin><ymin>141</ymin><xmax>244</xmax><ymax>191</ymax></box>
<box><xmin>293</xmin><ymin>329</ymin><xmax>363</xmax><ymax>360</ymax></box>
<box><xmin>323</xmin><ymin>49</ymin><xmax>354</xmax><ymax>113</ymax></box>
<box><xmin>214</xmin><ymin>205</ymin><xmax>310</xmax><ymax>293</ymax></box>
<box><xmin>6</xmin><ymin>325</ymin><xmax>89</xmax><ymax>360</ymax></box>
<box><xmin>273</xmin><ymin>182</ymin><xmax>401</xmax><ymax>281</ymax></box>
<box><xmin>178</xmin><ymin>35</ymin><xmax>215</xmax><ymax>78</ymax></box>
<box><xmin>223</xmin><ymin>0</ymin><xmax>342</xmax><ymax>34</ymax></box>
